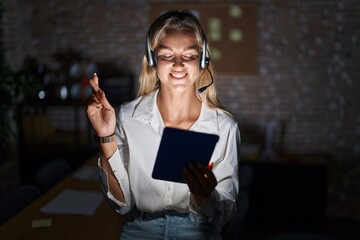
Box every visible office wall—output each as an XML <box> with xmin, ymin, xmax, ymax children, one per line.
<box><xmin>2</xmin><ymin>0</ymin><xmax>360</xmax><ymax>216</ymax></box>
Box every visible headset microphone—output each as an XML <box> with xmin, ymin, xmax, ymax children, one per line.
<box><xmin>198</xmin><ymin>67</ymin><xmax>214</xmax><ymax>93</ymax></box>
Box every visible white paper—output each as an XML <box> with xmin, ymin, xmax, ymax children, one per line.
<box><xmin>40</xmin><ymin>189</ymin><xmax>103</xmax><ymax>216</ymax></box>
<box><xmin>31</xmin><ymin>218</ymin><xmax>52</xmax><ymax>228</ymax></box>
<box><xmin>73</xmin><ymin>166</ymin><xmax>99</xmax><ymax>181</ymax></box>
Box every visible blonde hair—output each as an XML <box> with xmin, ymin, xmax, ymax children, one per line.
<box><xmin>137</xmin><ymin>10</ymin><xmax>225</xmax><ymax>110</ymax></box>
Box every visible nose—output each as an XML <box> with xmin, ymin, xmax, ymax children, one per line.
<box><xmin>172</xmin><ymin>56</ymin><xmax>184</xmax><ymax>67</ymax></box>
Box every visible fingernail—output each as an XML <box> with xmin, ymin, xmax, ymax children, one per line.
<box><xmin>94</xmin><ymin>73</ymin><xmax>97</xmax><ymax>76</ymax></box>
<box><xmin>208</xmin><ymin>162</ymin><xmax>214</xmax><ymax>170</ymax></box>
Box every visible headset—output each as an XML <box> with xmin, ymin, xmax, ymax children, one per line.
<box><xmin>145</xmin><ymin>11</ymin><xmax>210</xmax><ymax>70</ymax></box>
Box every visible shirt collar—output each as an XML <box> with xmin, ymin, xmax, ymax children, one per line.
<box><xmin>131</xmin><ymin>89</ymin><xmax>219</xmax><ymax>134</ymax></box>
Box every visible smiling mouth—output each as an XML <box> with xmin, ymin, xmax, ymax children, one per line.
<box><xmin>170</xmin><ymin>73</ymin><xmax>187</xmax><ymax>79</ymax></box>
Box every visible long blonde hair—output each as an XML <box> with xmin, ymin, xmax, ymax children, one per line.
<box><xmin>137</xmin><ymin>10</ymin><xmax>225</xmax><ymax>110</ymax></box>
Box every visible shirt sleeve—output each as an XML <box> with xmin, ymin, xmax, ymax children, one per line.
<box><xmin>97</xmin><ymin>106</ymin><xmax>133</xmax><ymax>215</ymax></box>
<box><xmin>98</xmin><ymin>147</ymin><xmax>132</xmax><ymax>215</ymax></box>
<box><xmin>189</xmin><ymin>121</ymin><xmax>240</xmax><ymax>227</ymax></box>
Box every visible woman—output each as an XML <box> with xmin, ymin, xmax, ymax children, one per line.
<box><xmin>87</xmin><ymin>10</ymin><xmax>240</xmax><ymax>239</ymax></box>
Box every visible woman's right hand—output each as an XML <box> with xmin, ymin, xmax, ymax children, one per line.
<box><xmin>87</xmin><ymin>73</ymin><xmax>116</xmax><ymax>137</ymax></box>
<box><xmin>87</xmin><ymin>74</ymin><xmax>124</xmax><ymax>202</ymax></box>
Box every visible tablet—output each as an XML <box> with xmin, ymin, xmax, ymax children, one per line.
<box><xmin>151</xmin><ymin>127</ymin><xmax>219</xmax><ymax>184</ymax></box>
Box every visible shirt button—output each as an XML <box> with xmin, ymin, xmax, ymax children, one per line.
<box><xmin>163</xmin><ymin>183</ymin><xmax>172</xmax><ymax>204</ymax></box>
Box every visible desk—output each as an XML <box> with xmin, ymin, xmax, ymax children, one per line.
<box><xmin>0</xmin><ymin>155</ymin><xmax>124</xmax><ymax>240</ymax></box>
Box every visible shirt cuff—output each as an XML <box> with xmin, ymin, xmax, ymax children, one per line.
<box><xmin>189</xmin><ymin>190</ymin><xmax>219</xmax><ymax>221</ymax></box>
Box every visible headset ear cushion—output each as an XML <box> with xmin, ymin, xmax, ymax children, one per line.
<box><xmin>199</xmin><ymin>51</ymin><xmax>204</xmax><ymax>69</ymax></box>
<box><xmin>150</xmin><ymin>50</ymin><xmax>156</xmax><ymax>67</ymax></box>
<box><xmin>199</xmin><ymin>51</ymin><xmax>210</xmax><ymax>69</ymax></box>
<box><xmin>146</xmin><ymin>34</ymin><xmax>157</xmax><ymax>68</ymax></box>
<box><xmin>146</xmin><ymin>49</ymin><xmax>156</xmax><ymax>68</ymax></box>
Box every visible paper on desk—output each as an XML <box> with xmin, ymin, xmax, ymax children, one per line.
<box><xmin>73</xmin><ymin>166</ymin><xmax>99</xmax><ymax>181</ymax></box>
<box><xmin>40</xmin><ymin>189</ymin><xmax>103</xmax><ymax>216</ymax></box>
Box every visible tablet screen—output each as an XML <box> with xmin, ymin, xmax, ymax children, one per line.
<box><xmin>151</xmin><ymin>127</ymin><xmax>219</xmax><ymax>183</ymax></box>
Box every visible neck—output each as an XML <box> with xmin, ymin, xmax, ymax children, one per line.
<box><xmin>157</xmin><ymin>89</ymin><xmax>201</xmax><ymax>130</ymax></box>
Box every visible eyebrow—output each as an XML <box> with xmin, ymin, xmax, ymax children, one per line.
<box><xmin>157</xmin><ymin>44</ymin><xmax>198</xmax><ymax>51</ymax></box>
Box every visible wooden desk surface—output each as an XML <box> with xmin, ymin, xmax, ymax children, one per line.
<box><xmin>0</xmin><ymin>155</ymin><xmax>124</xmax><ymax>240</ymax></box>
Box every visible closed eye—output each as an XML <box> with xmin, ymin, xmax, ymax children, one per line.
<box><xmin>159</xmin><ymin>54</ymin><xmax>173</xmax><ymax>61</ymax></box>
<box><xmin>183</xmin><ymin>55</ymin><xmax>198</xmax><ymax>61</ymax></box>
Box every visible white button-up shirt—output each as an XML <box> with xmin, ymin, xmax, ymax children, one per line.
<box><xmin>99</xmin><ymin>90</ymin><xmax>240</xmax><ymax>227</ymax></box>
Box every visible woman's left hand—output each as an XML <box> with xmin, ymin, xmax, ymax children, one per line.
<box><xmin>183</xmin><ymin>162</ymin><xmax>217</xmax><ymax>205</ymax></box>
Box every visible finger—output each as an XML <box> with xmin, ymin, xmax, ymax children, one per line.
<box><xmin>88</xmin><ymin>74</ymin><xmax>114</xmax><ymax>109</ymax></box>
<box><xmin>208</xmin><ymin>162</ymin><xmax>214</xmax><ymax>170</ymax></box>
<box><xmin>87</xmin><ymin>94</ymin><xmax>101</xmax><ymax>108</ymax></box>
<box><xmin>87</xmin><ymin>105</ymin><xmax>101</xmax><ymax>118</ymax></box>
<box><xmin>189</xmin><ymin>163</ymin><xmax>208</xmax><ymax>182</ymax></box>
<box><xmin>87</xmin><ymin>101</ymin><xmax>102</xmax><ymax>112</ymax></box>
<box><xmin>186</xmin><ymin>164</ymin><xmax>212</xmax><ymax>194</ymax></box>
<box><xmin>189</xmin><ymin>163</ymin><xmax>217</xmax><ymax>191</ymax></box>
<box><xmin>183</xmin><ymin>167</ymin><xmax>203</xmax><ymax>193</ymax></box>
<box><xmin>183</xmin><ymin>166</ymin><xmax>204</xmax><ymax>188</ymax></box>
<box><xmin>93</xmin><ymin>72</ymin><xmax>99</xmax><ymax>85</ymax></box>
<box><xmin>88</xmin><ymin>73</ymin><xmax>101</xmax><ymax>95</ymax></box>
<box><xmin>183</xmin><ymin>166</ymin><xmax>195</xmax><ymax>183</ymax></box>
<box><xmin>88</xmin><ymin>94</ymin><xmax>100</xmax><ymax>103</ymax></box>
<box><xmin>97</xmin><ymin>90</ymin><xmax>114</xmax><ymax>110</ymax></box>
<box><xmin>86</xmin><ymin>103</ymin><xmax>103</xmax><ymax>126</ymax></box>
<box><xmin>87</xmin><ymin>100</ymin><xmax>103</xmax><ymax>116</ymax></box>
<box><xmin>198</xmin><ymin>163</ymin><xmax>217</xmax><ymax>184</ymax></box>
<box><xmin>184</xmin><ymin>167</ymin><xmax>214</xmax><ymax>197</ymax></box>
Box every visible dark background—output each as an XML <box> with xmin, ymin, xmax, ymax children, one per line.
<box><xmin>1</xmin><ymin>1</ymin><xmax>359</xmax><ymax>239</ymax></box>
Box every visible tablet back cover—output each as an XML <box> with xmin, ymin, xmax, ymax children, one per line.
<box><xmin>152</xmin><ymin>127</ymin><xmax>219</xmax><ymax>183</ymax></box>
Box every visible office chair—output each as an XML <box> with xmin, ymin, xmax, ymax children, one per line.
<box><xmin>35</xmin><ymin>158</ymin><xmax>71</xmax><ymax>192</ymax></box>
<box><xmin>0</xmin><ymin>184</ymin><xmax>41</xmax><ymax>225</ymax></box>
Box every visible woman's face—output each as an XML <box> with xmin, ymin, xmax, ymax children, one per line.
<box><xmin>155</xmin><ymin>31</ymin><xmax>200</xmax><ymax>93</ymax></box>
